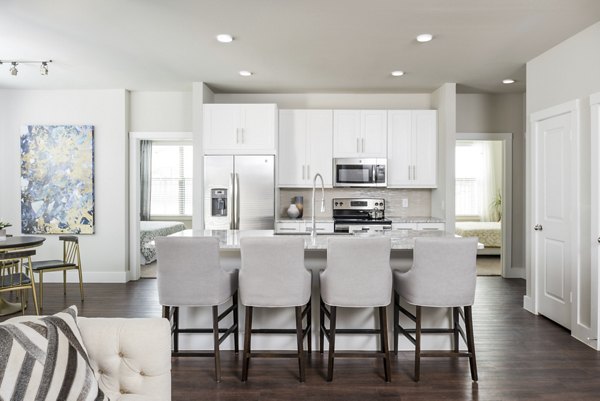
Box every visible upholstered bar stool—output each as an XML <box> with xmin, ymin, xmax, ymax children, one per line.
<box><xmin>319</xmin><ymin>237</ymin><xmax>392</xmax><ymax>382</ymax></box>
<box><xmin>239</xmin><ymin>237</ymin><xmax>311</xmax><ymax>382</ymax></box>
<box><xmin>393</xmin><ymin>237</ymin><xmax>478</xmax><ymax>381</ymax></box>
<box><xmin>156</xmin><ymin>236</ymin><xmax>239</xmax><ymax>382</ymax></box>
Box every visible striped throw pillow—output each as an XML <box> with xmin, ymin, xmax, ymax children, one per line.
<box><xmin>0</xmin><ymin>306</ymin><xmax>108</xmax><ymax>401</ymax></box>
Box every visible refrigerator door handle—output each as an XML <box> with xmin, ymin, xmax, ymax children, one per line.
<box><xmin>229</xmin><ymin>173</ymin><xmax>235</xmax><ymax>229</ymax></box>
<box><xmin>235</xmin><ymin>173</ymin><xmax>241</xmax><ymax>229</ymax></box>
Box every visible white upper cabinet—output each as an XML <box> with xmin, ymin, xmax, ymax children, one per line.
<box><xmin>203</xmin><ymin>104</ymin><xmax>277</xmax><ymax>154</ymax></box>
<box><xmin>278</xmin><ymin>109</ymin><xmax>333</xmax><ymax>187</ymax></box>
<box><xmin>388</xmin><ymin>110</ymin><xmax>437</xmax><ymax>187</ymax></box>
<box><xmin>333</xmin><ymin>110</ymin><xmax>387</xmax><ymax>158</ymax></box>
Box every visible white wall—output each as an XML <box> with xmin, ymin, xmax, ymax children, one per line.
<box><xmin>457</xmin><ymin>93</ymin><xmax>526</xmax><ymax>272</ymax></box>
<box><xmin>526</xmin><ymin>21</ymin><xmax>600</xmax><ymax>346</ymax></box>
<box><xmin>130</xmin><ymin>91</ymin><xmax>192</xmax><ymax>132</ymax></box>
<box><xmin>213</xmin><ymin>93</ymin><xmax>432</xmax><ymax>109</ymax></box>
<box><xmin>0</xmin><ymin>89</ymin><xmax>129</xmax><ymax>282</ymax></box>
<box><xmin>431</xmin><ymin>83</ymin><xmax>457</xmax><ymax>227</ymax></box>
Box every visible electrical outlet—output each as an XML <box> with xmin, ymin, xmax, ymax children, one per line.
<box><xmin>402</xmin><ymin>198</ymin><xmax>409</xmax><ymax>208</ymax></box>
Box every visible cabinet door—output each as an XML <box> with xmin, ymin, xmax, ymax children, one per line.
<box><xmin>387</xmin><ymin>110</ymin><xmax>412</xmax><ymax>186</ymax></box>
<box><xmin>361</xmin><ymin>110</ymin><xmax>387</xmax><ymax>157</ymax></box>
<box><xmin>307</xmin><ymin>110</ymin><xmax>334</xmax><ymax>186</ymax></box>
<box><xmin>203</xmin><ymin>104</ymin><xmax>240</xmax><ymax>152</ymax></box>
<box><xmin>412</xmin><ymin>110</ymin><xmax>437</xmax><ymax>187</ymax></box>
<box><xmin>333</xmin><ymin>110</ymin><xmax>361</xmax><ymax>157</ymax></box>
<box><xmin>278</xmin><ymin>110</ymin><xmax>308</xmax><ymax>187</ymax></box>
<box><xmin>240</xmin><ymin>104</ymin><xmax>277</xmax><ymax>152</ymax></box>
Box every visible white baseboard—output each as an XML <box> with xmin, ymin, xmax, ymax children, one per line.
<box><xmin>523</xmin><ymin>295</ymin><xmax>536</xmax><ymax>314</ymax></box>
<box><xmin>36</xmin><ymin>270</ymin><xmax>128</xmax><ymax>283</ymax></box>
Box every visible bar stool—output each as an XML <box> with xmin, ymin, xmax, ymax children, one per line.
<box><xmin>156</xmin><ymin>236</ymin><xmax>239</xmax><ymax>382</ymax></box>
<box><xmin>393</xmin><ymin>237</ymin><xmax>478</xmax><ymax>381</ymax></box>
<box><xmin>319</xmin><ymin>237</ymin><xmax>392</xmax><ymax>382</ymax></box>
<box><xmin>239</xmin><ymin>237</ymin><xmax>311</xmax><ymax>382</ymax></box>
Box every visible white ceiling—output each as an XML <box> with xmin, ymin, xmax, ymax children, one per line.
<box><xmin>1</xmin><ymin>0</ymin><xmax>599</xmax><ymax>94</ymax></box>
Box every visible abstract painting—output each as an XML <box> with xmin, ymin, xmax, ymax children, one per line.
<box><xmin>21</xmin><ymin>125</ymin><xmax>95</xmax><ymax>234</ymax></box>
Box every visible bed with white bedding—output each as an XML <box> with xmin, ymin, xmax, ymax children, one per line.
<box><xmin>455</xmin><ymin>221</ymin><xmax>502</xmax><ymax>255</ymax></box>
<box><xmin>140</xmin><ymin>221</ymin><xmax>186</xmax><ymax>264</ymax></box>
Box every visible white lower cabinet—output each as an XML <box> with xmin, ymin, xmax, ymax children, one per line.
<box><xmin>392</xmin><ymin>222</ymin><xmax>445</xmax><ymax>231</ymax></box>
<box><xmin>275</xmin><ymin>221</ymin><xmax>334</xmax><ymax>234</ymax></box>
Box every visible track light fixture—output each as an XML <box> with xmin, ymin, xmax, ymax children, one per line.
<box><xmin>0</xmin><ymin>59</ymin><xmax>53</xmax><ymax>76</ymax></box>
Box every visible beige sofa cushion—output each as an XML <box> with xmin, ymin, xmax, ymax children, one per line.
<box><xmin>78</xmin><ymin>317</ymin><xmax>171</xmax><ymax>401</ymax></box>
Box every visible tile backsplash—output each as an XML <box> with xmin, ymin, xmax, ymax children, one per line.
<box><xmin>279</xmin><ymin>188</ymin><xmax>432</xmax><ymax>218</ymax></box>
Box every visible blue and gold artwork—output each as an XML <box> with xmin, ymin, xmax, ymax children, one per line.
<box><xmin>21</xmin><ymin>125</ymin><xmax>95</xmax><ymax>234</ymax></box>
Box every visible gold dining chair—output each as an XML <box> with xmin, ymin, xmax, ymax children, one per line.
<box><xmin>0</xmin><ymin>249</ymin><xmax>40</xmax><ymax>315</ymax></box>
<box><xmin>30</xmin><ymin>236</ymin><xmax>84</xmax><ymax>310</ymax></box>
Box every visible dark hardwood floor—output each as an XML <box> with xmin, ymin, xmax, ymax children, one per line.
<box><xmin>3</xmin><ymin>277</ymin><xmax>600</xmax><ymax>400</ymax></box>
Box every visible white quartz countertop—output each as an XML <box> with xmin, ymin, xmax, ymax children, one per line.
<box><xmin>169</xmin><ymin>229</ymin><xmax>457</xmax><ymax>250</ymax></box>
<box><xmin>275</xmin><ymin>217</ymin><xmax>444</xmax><ymax>223</ymax></box>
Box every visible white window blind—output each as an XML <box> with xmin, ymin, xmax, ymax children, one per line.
<box><xmin>150</xmin><ymin>144</ymin><xmax>193</xmax><ymax>216</ymax></box>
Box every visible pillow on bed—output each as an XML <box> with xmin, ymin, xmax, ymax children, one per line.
<box><xmin>0</xmin><ymin>306</ymin><xmax>109</xmax><ymax>401</ymax></box>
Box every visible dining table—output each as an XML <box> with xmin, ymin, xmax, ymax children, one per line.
<box><xmin>0</xmin><ymin>235</ymin><xmax>46</xmax><ymax>316</ymax></box>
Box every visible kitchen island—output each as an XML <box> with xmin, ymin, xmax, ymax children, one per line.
<box><xmin>167</xmin><ymin>229</ymin><xmax>470</xmax><ymax>352</ymax></box>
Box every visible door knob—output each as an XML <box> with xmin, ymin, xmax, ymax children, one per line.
<box><xmin>534</xmin><ymin>224</ymin><xmax>543</xmax><ymax>231</ymax></box>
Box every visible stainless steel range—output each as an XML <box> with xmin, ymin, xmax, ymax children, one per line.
<box><xmin>332</xmin><ymin>198</ymin><xmax>392</xmax><ymax>234</ymax></box>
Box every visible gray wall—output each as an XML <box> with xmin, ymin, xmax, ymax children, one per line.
<box><xmin>526</xmin><ymin>21</ymin><xmax>600</xmax><ymax>342</ymax></box>
<box><xmin>457</xmin><ymin>93</ymin><xmax>526</xmax><ymax>272</ymax></box>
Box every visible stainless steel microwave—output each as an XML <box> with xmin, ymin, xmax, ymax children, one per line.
<box><xmin>333</xmin><ymin>158</ymin><xmax>387</xmax><ymax>187</ymax></box>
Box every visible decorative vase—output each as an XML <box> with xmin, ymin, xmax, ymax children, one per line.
<box><xmin>0</xmin><ymin>229</ymin><xmax>6</xmax><ymax>241</ymax></box>
<box><xmin>287</xmin><ymin>203</ymin><xmax>300</xmax><ymax>219</ymax></box>
<box><xmin>293</xmin><ymin>196</ymin><xmax>304</xmax><ymax>218</ymax></box>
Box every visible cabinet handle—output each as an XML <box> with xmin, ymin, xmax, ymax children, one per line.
<box><xmin>279</xmin><ymin>227</ymin><xmax>296</xmax><ymax>231</ymax></box>
<box><xmin>534</xmin><ymin>224</ymin><xmax>543</xmax><ymax>231</ymax></box>
<box><xmin>413</xmin><ymin>165</ymin><xmax>416</xmax><ymax>180</ymax></box>
<box><xmin>307</xmin><ymin>164</ymin><xmax>310</xmax><ymax>178</ymax></box>
<box><xmin>235</xmin><ymin>128</ymin><xmax>239</xmax><ymax>144</ymax></box>
<box><xmin>362</xmin><ymin>138</ymin><xmax>365</xmax><ymax>153</ymax></box>
<box><xmin>302</xmin><ymin>165</ymin><xmax>305</xmax><ymax>180</ymax></box>
<box><xmin>408</xmin><ymin>166</ymin><xmax>411</xmax><ymax>180</ymax></box>
<box><xmin>357</xmin><ymin>138</ymin><xmax>360</xmax><ymax>153</ymax></box>
<box><xmin>241</xmin><ymin>128</ymin><xmax>244</xmax><ymax>144</ymax></box>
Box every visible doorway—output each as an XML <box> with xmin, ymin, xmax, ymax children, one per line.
<box><xmin>128</xmin><ymin>132</ymin><xmax>192</xmax><ymax>281</ymax></box>
<box><xmin>455</xmin><ymin>133</ymin><xmax>513</xmax><ymax>278</ymax></box>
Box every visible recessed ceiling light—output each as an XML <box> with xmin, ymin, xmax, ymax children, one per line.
<box><xmin>239</xmin><ymin>70</ymin><xmax>253</xmax><ymax>77</ymax></box>
<box><xmin>391</xmin><ymin>70</ymin><xmax>405</xmax><ymax>77</ymax></box>
<box><xmin>216</xmin><ymin>34</ymin><xmax>233</xmax><ymax>43</ymax></box>
<box><xmin>502</xmin><ymin>79</ymin><xmax>515</xmax><ymax>84</ymax></box>
<box><xmin>416</xmin><ymin>33</ymin><xmax>433</xmax><ymax>43</ymax></box>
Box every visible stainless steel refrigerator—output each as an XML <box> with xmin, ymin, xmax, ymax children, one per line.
<box><xmin>204</xmin><ymin>155</ymin><xmax>275</xmax><ymax>230</ymax></box>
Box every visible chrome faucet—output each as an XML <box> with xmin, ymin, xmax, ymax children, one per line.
<box><xmin>311</xmin><ymin>173</ymin><xmax>325</xmax><ymax>238</ymax></box>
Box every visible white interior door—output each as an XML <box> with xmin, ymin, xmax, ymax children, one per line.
<box><xmin>534</xmin><ymin>113</ymin><xmax>572</xmax><ymax>328</ymax></box>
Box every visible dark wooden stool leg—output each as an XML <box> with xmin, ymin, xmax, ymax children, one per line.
<box><xmin>327</xmin><ymin>306</ymin><xmax>337</xmax><ymax>382</ymax></box>
<box><xmin>162</xmin><ymin>305</ymin><xmax>169</xmax><ymax>319</ymax></box>
<box><xmin>242</xmin><ymin>306</ymin><xmax>253</xmax><ymax>382</ymax></box>
<box><xmin>465</xmin><ymin>306</ymin><xmax>478</xmax><ymax>381</ymax></box>
<box><xmin>306</xmin><ymin>299</ymin><xmax>312</xmax><ymax>354</ymax></box>
<box><xmin>212</xmin><ymin>305</ymin><xmax>221</xmax><ymax>382</ymax></box>
<box><xmin>233</xmin><ymin>291</ymin><xmax>239</xmax><ymax>354</ymax></box>
<box><xmin>414</xmin><ymin>305</ymin><xmax>421</xmax><ymax>382</ymax></box>
<box><xmin>174</xmin><ymin>307</ymin><xmax>180</xmax><ymax>353</ymax></box>
<box><xmin>393</xmin><ymin>292</ymin><xmax>399</xmax><ymax>355</ymax></box>
<box><xmin>379</xmin><ymin>306</ymin><xmax>391</xmax><ymax>382</ymax></box>
<box><xmin>319</xmin><ymin>297</ymin><xmax>325</xmax><ymax>354</ymax></box>
<box><xmin>295</xmin><ymin>306</ymin><xmax>306</xmax><ymax>382</ymax></box>
<box><xmin>453</xmin><ymin>307</ymin><xmax>460</xmax><ymax>353</ymax></box>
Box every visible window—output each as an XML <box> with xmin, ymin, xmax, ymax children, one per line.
<box><xmin>150</xmin><ymin>143</ymin><xmax>192</xmax><ymax>216</ymax></box>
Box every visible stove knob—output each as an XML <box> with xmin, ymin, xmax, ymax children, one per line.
<box><xmin>375</xmin><ymin>202</ymin><xmax>379</xmax><ymax>206</ymax></box>
<box><xmin>335</xmin><ymin>202</ymin><xmax>338</xmax><ymax>206</ymax></box>
<box><xmin>340</xmin><ymin>202</ymin><xmax>344</xmax><ymax>206</ymax></box>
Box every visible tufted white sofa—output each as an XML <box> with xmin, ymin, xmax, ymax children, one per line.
<box><xmin>8</xmin><ymin>316</ymin><xmax>171</xmax><ymax>401</ymax></box>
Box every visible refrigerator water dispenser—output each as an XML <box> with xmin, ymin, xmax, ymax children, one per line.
<box><xmin>211</xmin><ymin>188</ymin><xmax>228</xmax><ymax>216</ymax></box>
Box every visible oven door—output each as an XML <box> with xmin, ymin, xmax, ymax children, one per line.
<box><xmin>334</xmin><ymin>158</ymin><xmax>386</xmax><ymax>187</ymax></box>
